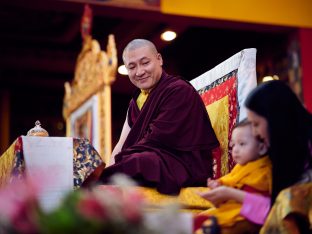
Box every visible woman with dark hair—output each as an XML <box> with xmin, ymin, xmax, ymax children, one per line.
<box><xmin>245</xmin><ymin>80</ymin><xmax>312</xmax><ymax>204</ymax></box>
<box><xmin>245</xmin><ymin>80</ymin><xmax>312</xmax><ymax>233</ymax></box>
<box><xmin>196</xmin><ymin>80</ymin><xmax>312</xmax><ymax>233</ymax></box>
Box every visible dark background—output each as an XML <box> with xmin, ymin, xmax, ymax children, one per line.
<box><xmin>0</xmin><ymin>0</ymin><xmax>295</xmax><ymax>153</ymax></box>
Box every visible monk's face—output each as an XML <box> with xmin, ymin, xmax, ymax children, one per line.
<box><xmin>123</xmin><ymin>45</ymin><xmax>163</xmax><ymax>92</ymax></box>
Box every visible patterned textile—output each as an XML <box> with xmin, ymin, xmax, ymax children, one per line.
<box><xmin>195</xmin><ymin>217</ymin><xmax>261</xmax><ymax>234</ymax></box>
<box><xmin>200</xmin><ymin>74</ymin><xmax>237</xmax><ymax>178</ymax></box>
<box><xmin>0</xmin><ymin>136</ymin><xmax>104</xmax><ymax>189</ymax></box>
<box><xmin>0</xmin><ymin>138</ymin><xmax>19</xmax><ymax>187</ymax></box>
<box><xmin>11</xmin><ymin>137</ymin><xmax>25</xmax><ymax>180</ymax></box>
<box><xmin>72</xmin><ymin>138</ymin><xmax>104</xmax><ymax>187</ymax></box>
<box><xmin>260</xmin><ymin>183</ymin><xmax>312</xmax><ymax>234</ymax></box>
<box><xmin>190</xmin><ymin>49</ymin><xmax>257</xmax><ymax>177</ymax></box>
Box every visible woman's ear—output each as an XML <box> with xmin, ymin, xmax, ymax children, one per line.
<box><xmin>259</xmin><ymin>141</ymin><xmax>269</xmax><ymax>156</ymax></box>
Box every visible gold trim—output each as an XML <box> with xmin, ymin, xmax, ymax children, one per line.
<box><xmin>63</xmin><ymin>35</ymin><xmax>117</xmax><ymax>164</ymax></box>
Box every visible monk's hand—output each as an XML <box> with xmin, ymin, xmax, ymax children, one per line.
<box><xmin>198</xmin><ymin>186</ymin><xmax>231</xmax><ymax>207</ymax></box>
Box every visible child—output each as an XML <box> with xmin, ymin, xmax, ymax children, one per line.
<box><xmin>195</xmin><ymin>119</ymin><xmax>272</xmax><ymax>232</ymax></box>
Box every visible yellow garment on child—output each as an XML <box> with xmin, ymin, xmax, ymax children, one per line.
<box><xmin>136</xmin><ymin>90</ymin><xmax>149</xmax><ymax>110</ymax></box>
<box><xmin>201</xmin><ymin>156</ymin><xmax>272</xmax><ymax>227</ymax></box>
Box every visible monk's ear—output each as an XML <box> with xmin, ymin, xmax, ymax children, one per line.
<box><xmin>258</xmin><ymin>141</ymin><xmax>268</xmax><ymax>156</ymax></box>
<box><xmin>157</xmin><ymin>53</ymin><xmax>163</xmax><ymax>66</ymax></box>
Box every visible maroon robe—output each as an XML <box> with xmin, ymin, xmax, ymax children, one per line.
<box><xmin>99</xmin><ymin>71</ymin><xmax>219</xmax><ymax>194</ymax></box>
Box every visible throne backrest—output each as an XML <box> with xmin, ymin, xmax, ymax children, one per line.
<box><xmin>63</xmin><ymin>35</ymin><xmax>117</xmax><ymax>164</ymax></box>
<box><xmin>190</xmin><ymin>48</ymin><xmax>257</xmax><ymax>178</ymax></box>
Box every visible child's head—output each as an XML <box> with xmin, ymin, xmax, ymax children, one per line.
<box><xmin>230</xmin><ymin>119</ymin><xmax>268</xmax><ymax>165</ymax></box>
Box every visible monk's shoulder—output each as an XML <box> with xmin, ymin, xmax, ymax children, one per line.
<box><xmin>166</xmin><ymin>77</ymin><xmax>196</xmax><ymax>94</ymax></box>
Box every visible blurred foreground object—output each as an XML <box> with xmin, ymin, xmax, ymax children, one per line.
<box><xmin>0</xmin><ymin>174</ymin><xmax>191</xmax><ymax>234</ymax></box>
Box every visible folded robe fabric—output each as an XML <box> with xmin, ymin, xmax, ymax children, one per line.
<box><xmin>201</xmin><ymin>156</ymin><xmax>272</xmax><ymax>227</ymax></box>
<box><xmin>100</xmin><ymin>71</ymin><xmax>220</xmax><ymax>194</ymax></box>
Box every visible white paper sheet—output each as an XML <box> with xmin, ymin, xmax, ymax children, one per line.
<box><xmin>22</xmin><ymin>136</ymin><xmax>74</xmax><ymax>213</ymax></box>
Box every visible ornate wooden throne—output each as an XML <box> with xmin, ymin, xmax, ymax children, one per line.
<box><xmin>63</xmin><ymin>35</ymin><xmax>117</xmax><ymax>165</ymax></box>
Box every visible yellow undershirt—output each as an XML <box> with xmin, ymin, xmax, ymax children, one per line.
<box><xmin>136</xmin><ymin>89</ymin><xmax>149</xmax><ymax>110</ymax></box>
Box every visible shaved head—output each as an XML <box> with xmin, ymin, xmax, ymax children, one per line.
<box><xmin>122</xmin><ymin>39</ymin><xmax>158</xmax><ymax>63</ymax></box>
<box><xmin>122</xmin><ymin>38</ymin><xmax>163</xmax><ymax>91</ymax></box>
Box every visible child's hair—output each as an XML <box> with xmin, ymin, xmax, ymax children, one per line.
<box><xmin>233</xmin><ymin>118</ymin><xmax>250</xmax><ymax>130</ymax></box>
<box><xmin>232</xmin><ymin>118</ymin><xmax>264</xmax><ymax>142</ymax></box>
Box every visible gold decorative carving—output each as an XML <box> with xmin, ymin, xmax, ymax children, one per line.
<box><xmin>63</xmin><ymin>35</ymin><xmax>117</xmax><ymax>164</ymax></box>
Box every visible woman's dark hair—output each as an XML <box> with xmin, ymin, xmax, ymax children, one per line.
<box><xmin>245</xmin><ymin>80</ymin><xmax>312</xmax><ymax>203</ymax></box>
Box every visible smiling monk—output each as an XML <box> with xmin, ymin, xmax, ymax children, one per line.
<box><xmin>98</xmin><ymin>39</ymin><xmax>219</xmax><ymax>194</ymax></box>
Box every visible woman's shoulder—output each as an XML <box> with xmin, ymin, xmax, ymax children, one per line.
<box><xmin>298</xmin><ymin>168</ymin><xmax>312</xmax><ymax>184</ymax></box>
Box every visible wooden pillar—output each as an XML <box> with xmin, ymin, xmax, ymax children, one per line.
<box><xmin>0</xmin><ymin>90</ymin><xmax>10</xmax><ymax>154</ymax></box>
<box><xmin>299</xmin><ymin>28</ymin><xmax>312</xmax><ymax>112</ymax></box>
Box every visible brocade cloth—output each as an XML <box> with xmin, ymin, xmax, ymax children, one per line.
<box><xmin>0</xmin><ymin>136</ymin><xmax>104</xmax><ymax>189</ymax></box>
